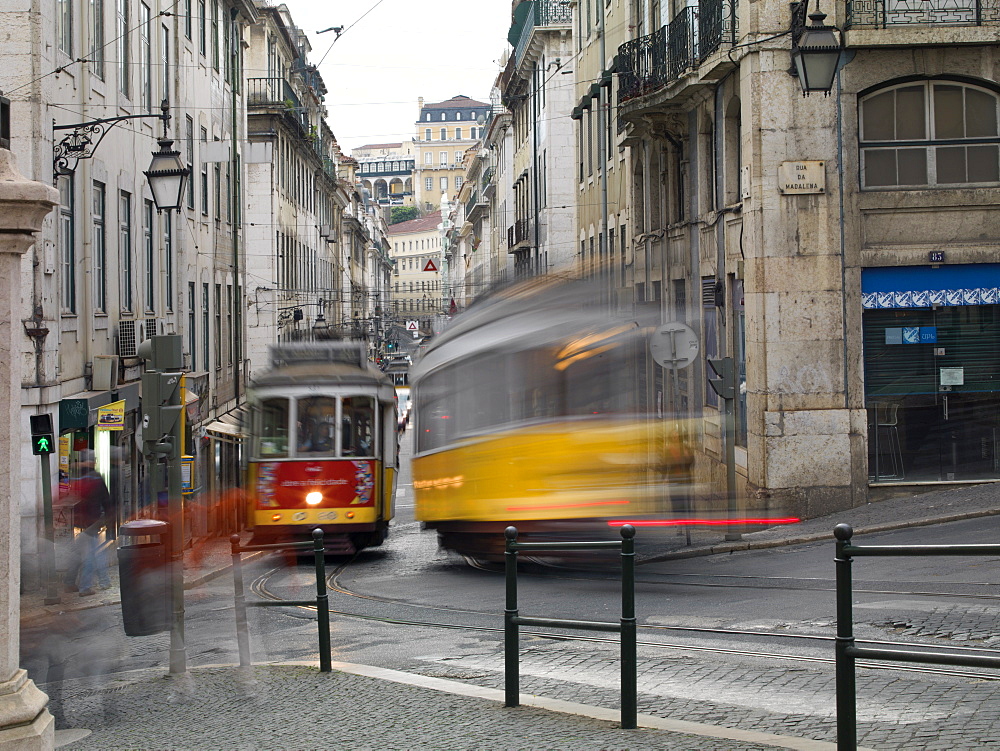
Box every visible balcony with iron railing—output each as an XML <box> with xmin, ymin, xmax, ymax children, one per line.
<box><xmin>507</xmin><ymin>217</ymin><xmax>532</xmax><ymax>252</ymax></box>
<box><xmin>481</xmin><ymin>166</ymin><xmax>496</xmax><ymax>191</ymax></box>
<box><xmin>514</xmin><ymin>0</ymin><xmax>573</xmax><ymax>70</ymax></box>
<box><xmin>846</xmin><ymin>0</ymin><xmax>999</xmax><ymax>28</ymax></box>
<box><xmin>247</xmin><ymin>77</ymin><xmax>307</xmax><ymax>133</ymax></box>
<box><xmin>617</xmin><ymin>0</ymin><xmax>737</xmax><ymax>106</ymax></box>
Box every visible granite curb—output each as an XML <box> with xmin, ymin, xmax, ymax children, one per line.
<box><xmin>641</xmin><ymin>506</ymin><xmax>1000</xmax><ymax>563</ymax></box>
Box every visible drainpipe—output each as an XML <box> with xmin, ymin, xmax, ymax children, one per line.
<box><xmin>598</xmin><ymin>5</ymin><xmax>608</xmax><ymax>306</ymax></box>
<box><xmin>231</xmin><ymin>9</ymin><xmax>242</xmax><ymax>402</ymax></box>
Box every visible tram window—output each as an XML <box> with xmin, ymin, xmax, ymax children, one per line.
<box><xmin>564</xmin><ymin>344</ymin><xmax>635</xmax><ymax>415</ymax></box>
<box><xmin>416</xmin><ymin>369</ymin><xmax>454</xmax><ymax>452</ymax></box>
<box><xmin>257</xmin><ymin>398</ymin><xmax>289</xmax><ymax>457</ymax></box>
<box><xmin>297</xmin><ymin>396</ymin><xmax>338</xmax><ymax>455</ymax></box>
<box><xmin>342</xmin><ymin>396</ymin><xmax>375</xmax><ymax>457</ymax></box>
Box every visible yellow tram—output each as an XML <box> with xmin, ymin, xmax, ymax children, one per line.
<box><xmin>410</xmin><ymin>276</ymin><xmax>696</xmax><ymax>558</ymax></box>
<box><xmin>246</xmin><ymin>343</ymin><xmax>398</xmax><ymax>553</ymax></box>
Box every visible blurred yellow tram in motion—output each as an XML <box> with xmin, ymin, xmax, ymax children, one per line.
<box><xmin>246</xmin><ymin>343</ymin><xmax>398</xmax><ymax>553</ymax></box>
<box><xmin>410</xmin><ymin>276</ymin><xmax>697</xmax><ymax>559</ymax></box>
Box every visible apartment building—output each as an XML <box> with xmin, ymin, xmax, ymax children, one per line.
<box><xmin>388</xmin><ymin>211</ymin><xmax>444</xmax><ymax>335</ymax></box>
<box><xmin>412</xmin><ymin>95</ymin><xmax>490</xmax><ymax>210</ymax></box>
<box><xmin>354</xmin><ymin>142</ymin><xmax>416</xmax><ymax>207</ymax></box>
<box><xmin>593</xmin><ymin>0</ymin><xmax>1000</xmax><ymax>518</ymax></box>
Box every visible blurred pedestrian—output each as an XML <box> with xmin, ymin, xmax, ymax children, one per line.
<box><xmin>63</xmin><ymin>449</ymin><xmax>112</xmax><ymax>596</ymax></box>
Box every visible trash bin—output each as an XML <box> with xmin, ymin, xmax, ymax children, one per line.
<box><xmin>117</xmin><ymin>519</ymin><xmax>171</xmax><ymax>636</ymax></box>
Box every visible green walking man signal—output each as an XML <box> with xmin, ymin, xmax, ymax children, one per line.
<box><xmin>30</xmin><ymin>414</ymin><xmax>55</xmax><ymax>455</ymax></box>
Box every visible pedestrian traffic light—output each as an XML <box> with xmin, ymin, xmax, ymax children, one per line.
<box><xmin>141</xmin><ymin>370</ymin><xmax>183</xmax><ymax>457</ymax></box>
<box><xmin>29</xmin><ymin>414</ymin><xmax>54</xmax><ymax>455</ymax></box>
<box><xmin>707</xmin><ymin>357</ymin><xmax>735</xmax><ymax>400</ymax></box>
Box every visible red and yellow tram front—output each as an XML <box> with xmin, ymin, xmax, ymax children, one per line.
<box><xmin>249</xmin><ymin>458</ymin><xmax>380</xmax><ymax>535</ymax></box>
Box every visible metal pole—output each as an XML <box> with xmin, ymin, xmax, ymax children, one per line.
<box><xmin>167</xmin><ymin>372</ymin><xmax>187</xmax><ymax>674</ymax></box>
<box><xmin>722</xmin><ymin>358</ymin><xmax>740</xmax><ymax>542</ymax></box>
<box><xmin>230</xmin><ymin>534</ymin><xmax>251</xmax><ymax>667</ymax></box>
<box><xmin>834</xmin><ymin>523</ymin><xmax>857</xmax><ymax>751</ymax></box>
<box><xmin>668</xmin><ymin>330</ymin><xmax>690</xmax><ymax>546</ymax></box>
<box><xmin>313</xmin><ymin>528</ymin><xmax>331</xmax><ymax>672</ymax></box>
<box><xmin>620</xmin><ymin>524</ymin><xmax>637</xmax><ymax>729</ymax></box>
<box><xmin>504</xmin><ymin>525</ymin><xmax>519</xmax><ymax>707</ymax></box>
<box><xmin>39</xmin><ymin>452</ymin><xmax>59</xmax><ymax>605</ymax></box>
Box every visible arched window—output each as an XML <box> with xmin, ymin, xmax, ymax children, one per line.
<box><xmin>860</xmin><ymin>80</ymin><xmax>1000</xmax><ymax>188</ymax></box>
<box><xmin>440</xmin><ymin>113</ymin><xmax>445</xmax><ymax>121</ymax></box>
<box><xmin>456</xmin><ymin>112</ymin><xmax>462</xmax><ymax>120</ymax></box>
<box><xmin>425</xmin><ymin>113</ymin><xmax>430</xmax><ymax>121</ymax></box>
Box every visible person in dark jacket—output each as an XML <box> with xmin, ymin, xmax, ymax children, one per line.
<box><xmin>63</xmin><ymin>450</ymin><xmax>112</xmax><ymax>596</ymax></box>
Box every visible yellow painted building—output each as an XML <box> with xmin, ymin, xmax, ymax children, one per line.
<box><xmin>412</xmin><ymin>95</ymin><xmax>490</xmax><ymax>210</ymax></box>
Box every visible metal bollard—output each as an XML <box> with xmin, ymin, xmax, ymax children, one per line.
<box><xmin>313</xmin><ymin>528</ymin><xmax>332</xmax><ymax>673</ymax></box>
<box><xmin>504</xmin><ymin>526</ymin><xmax>519</xmax><ymax>707</ymax></box>
<box><xmin>620</xmin><ymin>524</ymin><xmax>637</xmax><ymax>729</ymax></box>
<box><xmin>231</xmin><ymin>534</ymin><xmax>251</xmax><ymax>667</ymax></box>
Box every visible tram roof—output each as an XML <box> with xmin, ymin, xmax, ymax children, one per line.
<box><xmin>412</xmin><ymin>275</ymin><xmax>650</xmax><ymax>379</ymax></box>
<box><xmin>253</xmin><ymin>343</ymin><xmax>392</xmax><ymax>392</ymax></box>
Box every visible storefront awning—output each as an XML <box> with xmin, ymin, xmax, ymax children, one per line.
<box><xmin>205</xmin><ymin>408</ymin><xmax>247</xmax><ymax>440</ymax></box>
<box><xmin>862</xmin><ymin>264</ymin><xmax>1000</xmax><ymax>309</ymax></box>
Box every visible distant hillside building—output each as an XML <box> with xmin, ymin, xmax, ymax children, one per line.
<box><xmin>413</xmin><ymin>95</ymin><xmax>490</xmax><ymax>210</ymax></box>
<box><xmin>388</xmin><ymin>211</ymin><xmax>444</xmax><ymax>334</ymax></box>
<box><xmin>353</xmin><ymin>142</ymin><xmax>415</xmax><ymax>207</ymax></box>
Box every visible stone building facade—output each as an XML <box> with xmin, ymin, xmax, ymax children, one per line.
<box><xmin>589</xmin><ymin>0</ymin><xmax>1000</xmax><ymax>518</ymax></box>
<box><xmin>412</xmin><ymin>95</ymin><xmax>491</xmax><ymax>210</ymax></box>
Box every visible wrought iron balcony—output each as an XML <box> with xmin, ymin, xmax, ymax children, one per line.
<box><xmin>667</xmin><ymin>7</ymin><xmax>698</xmax><ymax>81</ymax></box>
<box><xmin>617</xmin><ymin>5</ymin><xmax>704</xmax><ymax>102</ymax></box>
<box><xmin>247</xmin><ymin>77</ymin><xmax>300</xmax><ymax>109</ymax></box>
<box><xmin>514</xmin><ymin>0</ymin><xmax>573</xmax><ymax>69</ymax></box>
<box><xmin>481</xmin><ymin>166</ymin><xmax>496</xmax><ymax>191</ymax></box>
<box><xmin>846</xmin><ymin>0</ymin><xmax>999</xmax><ymax>28</ymax></box>
<box><xmin>617</xmin><ymin>26</ymin><xmax>668</xmax><ymax>103</ymax></box>
<box><xmin>507</xmin><ymin>217</ymin><xmax>532</xmax><ymax>251</ymax></box>
<box><xmin>699</xmin><ymin>0</ymin><xmax>738</xmax><ymax>60</ymax></box>
<box><xmin>464</xmin><ymin>190</ymin><xmax>485</xmax><ymax>219</ymax></box>
<box><xmin>247</xmin><ymin>77</ymin><xmax>308</xmax><ymax>134</ymax></box>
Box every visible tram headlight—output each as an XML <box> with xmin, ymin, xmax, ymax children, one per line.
<box><xmin>271</xmin><ymin>513</ymin><xmax>282</xmax><ymax>522</ymax></box>
<box><xmin>305</xmin><ymin>491</ymin><xmax>323</xmax><ymax>506</ymax></box>
<box><xmin>345</xmin><ymin>511</ymin><xmax>355</xmax><ymax>519</ymax></box>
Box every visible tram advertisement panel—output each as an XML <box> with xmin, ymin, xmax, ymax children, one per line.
<box><xmin>255</xmin><ymin>460</ymin><xmax>376</xmax><ymax>510</ymax></box>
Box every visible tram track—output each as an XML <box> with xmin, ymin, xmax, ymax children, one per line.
<box><xmin>469</xmin><ymin>556</ymin><xmax>1000</xmax><ymax>600</ymax></box>
<box><xmin>245</xmin><ymin>558</ymin><xmax>1000</xmax><ymax>684</ymax></box>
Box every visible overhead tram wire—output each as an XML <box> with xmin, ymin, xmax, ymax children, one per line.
<box><xmin>315</xmin><ymin>0</ymin><xmax>390</xmax><ymax>68</ymax></box>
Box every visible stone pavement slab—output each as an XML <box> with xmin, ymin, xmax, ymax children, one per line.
<box><xmin>51</xmin><ymin>662</ymin><xmax>854</xmax><ymax>751</ymax></box>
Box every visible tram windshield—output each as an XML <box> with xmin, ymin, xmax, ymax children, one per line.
<box><xmin>257</xmin><ymin>397</ymin><xmax>290</xmax><ymax>457</ymax></box>
<box><xmin>253</xmin><ymin>394</ymin><xmax>377</xmax><ymax>459</ymax></box>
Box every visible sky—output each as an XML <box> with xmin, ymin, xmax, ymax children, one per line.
<box><xmin>278</xmin><ymin>0</ymin><xmax>513</xmax><ymax>154</ymax></box>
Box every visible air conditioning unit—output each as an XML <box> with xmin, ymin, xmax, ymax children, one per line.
<box><xmin>118</xmin><ymin>320</ymin><xmax>138</xmax><ymax>358</ymax></box>
<box><xmin>143</xmin><ymin>317</ymin><xmax>159</xmax><ymax>340</ymax></box>
<box><xmin>92</xmin><ymin>355</ymin><xmax>120</xmax><ymax>391</ymax></box>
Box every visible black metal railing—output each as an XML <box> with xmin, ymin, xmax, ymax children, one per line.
<box><xmin>833</xmin><ymin>523</ymin><xmax>1000</xmax><ymax>750</ymax></box>
<box><xmin>504</xmin><ymin>525</ymin><xmax>638</xmax><ymax>729</ymax></box>
<box><xmin>508</xmin><ymin>217</ymin><xmax>531</xmax><ymax>249</ymax></box>
<box><xmin>514</xmin><ymin>0</ymin><xmax>574</xmax><ymax>68</ymax></box>
<box><xmin>464</xmin><ymin>190</ymin><xmax>483</xmax><ymax>218</ymax></box>
<box><xmin>246</xmin><ymin>77</ymin><xmax>300</xmax><ymax>109</ymax></box>
<box><xmin>668</xmin><ymin>7</ymin><xmax>698</xmax><ymax>81</ymax></box>
<box><xmin>481</xmin><ymin>166</ymin><xmax>495</xmax><ymax>191</ymax></box>
<box><xmin>699</xmin><ymin>0</ymin><xmax>738</xmax><ymax>60</ymax></box>
<box><xmin>230</xmin><ymin>529</ymin><xmax>332</xmax><ymax>672</ymax></box>
<box><xmin>846</xmin><ymin>0</ymin><xmax>999</xmax><ymax>28</ymax></box>
<box><xmin>617</xmin><ymin>7</ymin><xmax>700</xmax><ymax>104</ymax></box>
<box><xmin>617</xmin><ymin>25</ymin><xmax>669</xmax><ymax>103</ymax></box>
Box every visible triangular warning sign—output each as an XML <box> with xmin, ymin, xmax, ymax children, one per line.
<box><xmin>422</xmin><ymin>259</ymin><xmax>438</xmax><ymax>272</ymax></box>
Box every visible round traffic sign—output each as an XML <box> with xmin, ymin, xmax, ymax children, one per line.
<box><xmin>649</xmin><ymin>322</ymin><xmax>699</xmax><ymax>369</ymax></box>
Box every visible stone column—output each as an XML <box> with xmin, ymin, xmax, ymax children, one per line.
<box><xmin>0</xmin><ymin>148</ymin><xmax>58</xmax><ymax>750</ymax></box>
